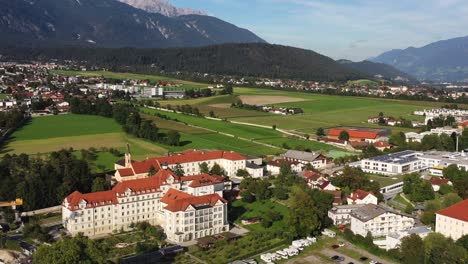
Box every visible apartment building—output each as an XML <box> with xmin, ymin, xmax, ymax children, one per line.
<box><xmin>357</xmin><ymin>150</ymin><xmax>426</xmax><ymax>176</ymax></box>
<box><xmin>114</xmin><ymin>149</ymin><xmax>263</xmax><ymax>182</ymax></box>
<box><xmin>350</xmin><ymin>204</ymin><xmax>415</xmax><ymax>237</ymax></box>
<box><xmin>62</xmin><ymin>169</ymin><xmax>229</xmax><ymax>242</ymax></box>
<box><xmin>328</xmin><ymin>204</ymin><xmax>365</xmax><ymax>226</ymax></box>
<box><xmin>435</xmin><ymin>199</ymin><xmax>468</xmax><ymax>240</ymax></box>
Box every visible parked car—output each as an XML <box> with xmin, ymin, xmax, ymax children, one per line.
<box><xmin>360</xmin><ymin>257</ymin><xmax>369</xmax><ymax>261</ymax></box>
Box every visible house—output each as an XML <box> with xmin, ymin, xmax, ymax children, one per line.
<box><xmin>429</xmin><ymin>177</ymin><xmax>452</xmax><ymax>192</ymax></box>
<box><xmin>115</xmin><ymin>149</ymin><xmax>262</xmax><ymax>182</ymax></box>
<box><xmin>328</xmin><ymin>204</ymin><xmax>365</xmax><ymax>225</ymax></box>
<box><xmin>435</xmin><ymin>199</ymin><xmax>468</xmax><ymax>240</ymax></box>
<box><xmin>303</xmin><ymin>171</ymin><xmax>324</xmax><ymax>187</ymax></box>
<box><xmin>245</xmin><ymin>162</ymin><xmax>264</xmax><ymax>178</ymax></box>
<box><xmin>347</xmin><ymin>190</ymin><xmax>378</xmax><ymax>205</ymax></box>
<box><xmin>267</xmin><ymin>159</ymin><xmax>303</xmax><ymax>176</ymax></box>
<box><xmin>378</xmin><ymin>226</ymin><xmax>432</xmax><ymax>250</ymax></box>
<box><xmin>327</xmin><ymin>128</ymin><xmax>383</xmax><ymax>143</ymax></box>
<box><xmin>350</xmin><ymin>204</ymin><xmax>415</xmax><ymax>237</ymax></box>
<box><xmin>373</xmin><ymin>141</ymin><xmax>392</xmax><ymax>151</ymax></box>
<box><xmin>283</xmin><ymin>150</ymin><xmax>330</xmax><ymax>169</ymax></box>
<box><xmin>63</xmin><ymin>169</ymin><xmax>229</xmax><ymax>242</ymax></box>
<box><xmin>317</xmin><ymin>181</ymin><xmax>337</xmax><ymax>191</ymax></box>
<box><xmin>323</xmin><ymin>190</ymin><xmax>343</xmax><ymax>205</ymax></box>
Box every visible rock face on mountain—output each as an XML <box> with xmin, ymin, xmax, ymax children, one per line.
<box><xmin>371</xmin><ymin>36</ymin><xmax>468</xmax><ymax>82</ymax></box>
<box><xmin>0</xmin><ymin>0</ymin><xmax>264</xmax><ymax>48</ymax></box>
<box><xmin>118</xmin><ymin>0</ymin><xmax>207</xmax><ymax>17</ymax></box>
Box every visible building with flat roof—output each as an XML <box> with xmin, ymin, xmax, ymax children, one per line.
<box><xmin>435</xmin><ymin>199</ymin><xmax>468</xmax><ymax>240</ymax></box>
<box><xmin>377</xmin><ymin>226</ymin><xmax>432</xmax><ymax>250</ymax></box>
<box><xmin>350</xmin><ymin>204</ymin><xmax>415</xmax><ymax>237</ymax></box>
<box><xmin>328</xmin><ymin>204</ymin><xmax>365</xmax><ymax>226</ymax></box>
<box><xmin>359</xmin><ymin>150</ymin><xmax>426</xmax><ymax>176</ymax></box>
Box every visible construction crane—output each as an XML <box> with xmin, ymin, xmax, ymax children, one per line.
<box><xmin>0</xmin><ymin>198</ymin><xmax>23</xmax><ymax>209</ymax></box>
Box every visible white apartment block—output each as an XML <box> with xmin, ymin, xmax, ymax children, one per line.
<box><xmin>435</xmin><ymin>199</ymin><xmax>468</xmax><ymax>241</ymax></box>
<box><xmin>114</xmin><ymin>149</ymin><xmax>263</xmax><ymax>182</ymax></box>
<box><xmin>328</xmin><ymin>204</ymin><xmax>365</xmax><ymax>226</ymax></box>
<box><xmin>358</xmin><ymin>150</ymin><xmax>426</xmax><ymax>176</ymax></box>
<box><xmin>62</xmin><ymin>169</ymin><xmax>229</xmax><ymax>243</ymax></box>
<box><xmin>405</xmin><ymin>127</ymin><xmax>462</xmax><ymax>143</ymax></box>
<box><xmin>350</xmin><ymin>204</ymin><xmax>415</xmax><ymax>237</ymax></box>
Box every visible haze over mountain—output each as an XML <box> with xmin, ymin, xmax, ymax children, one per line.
<box><xmin>337</xmin><ymin>60</ymin><xmax>414</xmax><ymax>82</ymax></box>
<box><xmin>0</xmin><ymin>0</ymin><xmax>264</xmax><ymax>48</ymax></box>
<box><xmin>371</xmin><ymin>35</ymin><xmax>468</xmax><ymax>82</ymax></box>
<box><xmin>118</xmin><ymin>0</ymin><xmax>207</xmax><ymax>17</ymax></box>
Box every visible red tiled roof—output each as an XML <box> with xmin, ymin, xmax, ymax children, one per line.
<box><xmin>348</xmin><ymin>189</ymin><xmax>374</xmax><ymax>201</ymax></box>
<box><xmin>117</xmin><ymin>168</ymin><xmax>135</xmax><ymax>177</ymax></box>
<box><xmin>268</xmin><ymin>159</ymin><xmax>299</xmax><ymax>167</ymax></box>
<box><xmin>319</xmin><ymin>181</ymin><xmax>331</xmax><ymax>189</ymax></box>
<box><xmin>131</xmin><ymin>159</ymin><xmax>161</xmax><ymax>175</ymax></box>
<box><xmin>373</xmin><ymin>141</ymin><xmax>391</xmax><ymax>148</ymax></box>
<box><xmin>161</xmin><ymin>188</ymin><xmax>226</xmax><ymax>212</ymax></box>
<box><xmin>181</xmin><ymin>174</ymin><xmax>224</xmax><ymax>188</ymax></box>
<box><xmin>303</xmin><ymin>171</ymin><xmax>322</xmax><ymax>181</ymax></box>
<box><xmin>436</xmin><ymin>199</ymin><xmax>468</xmax><ymax>222</ymax></box>
<box><xmin>328</xmin><ymin>129</ymin><xmax>379</xmax><ymax>139</ymax></box>
<box><xmin>430</xmin><ymin>177</ymin><xmax>450</xmax><ymax>186</ymax></box>
<box><xmin>65</xmin><ymin>190</ymin><xmax>117</xmax><ymax>211</ymax></box>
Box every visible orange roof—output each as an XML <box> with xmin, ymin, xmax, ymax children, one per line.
<box><xmin>436</xmin><ymin>199</ymin><xmax>468</xmax><ymax>222</ymax></box>
<box><xmin>328</xmin><ymin>129</ymin><xmax>379</xmax><ymax>139</ymax></box>
<box><xmin>303</xmin><ymin>171</ymin><xmax>322</xmax><ymax>181</ymax></box>
<box><xmin>161</xmin><ymin>188</ymin><xmax>226</xmax><ymax>212</ymax></box>
<box><xmin>181</xmin><ymin>174</ymin><xmax>224</xmax><ymax>188</ymax></box>
<box><xmin>430</xmin><ymin>177</ymin><xmax>450</xmax><ymax>186</ymax></box>
<box><xmin>348</xmin><ymin>189</ymin><xmax>374</xmax><ymax>201</ymax></box>
<box><xmin>373</xmin><ymin>141</ymin><xmax>391</xmax><ymax>148</ymax></box>
<box><xmin>117</xmin><ymin>168</ymin><xmax>135</xmax><ymax>177</ymax></box>
<box><xmin>64</xmin><ymin>169</ymin><xmax>227</xmax><ymax>211</ymax></box>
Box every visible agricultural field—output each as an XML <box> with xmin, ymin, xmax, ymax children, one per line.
<box><xmin>51</xmin><ymin>70</ymin><xmax>208</xmax><ymax>90</ymax></box>
<box><xmin>157</xmin><ymin>87</ymin><xmax>450</xmax><ymax>136</ymax></box>
<box><xmin>141</xmin><ymin>107</ymin><xmax>347</xmax><ymax>155</ymax></box>
<box><xmin>1</xmin><ymin>114</ymin><xmax>168</xmax><ymax>171</ymax></box>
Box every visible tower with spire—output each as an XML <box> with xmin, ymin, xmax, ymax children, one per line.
<box><xmin>125</xmin><ymin>143</ymin><xmax>132</xmax><ymax>168</ymax></box>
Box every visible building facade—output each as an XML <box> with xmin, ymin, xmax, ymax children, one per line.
<box><xmin>435</xmin><ymin>199</ymin><xmax>468</xmax><ymax>241</ymax></box>
<box><xmin>328</xmin><ymin>204</ymin><xmax>365</xmax><ymax>226</ymax></box>
<box><xmin>350</xmin><ymin>204</ymin><xmax>415</xmax><ymax>237</ymax></box>
<box><xmin>62</xmin><ymin>169</ymin><xmax>229</xmax><ymax>242</ymax></box>
<box><xmin>283</xmin><ymin>150</ymin><xmax>330</xmax><ymax>169</ymax></box>
<box><xmin>357</xmin><ymin>150</ymin><xmax>426</xmax><ymax>176</ymax></box>
<box><xmin>347</xmin><ymin>190</ymin><xmax>378</xmax><ymax>205</ymax></box>
<box><xmin>114</xmin><ymin>149</ymin><xmax>262</xmax><ymax>182</ymax></box>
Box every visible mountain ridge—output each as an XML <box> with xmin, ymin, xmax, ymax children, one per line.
<box><xmin>0</xmin><ymin>0</ymin><xmax>264</xmax><ymax>49</ymax></box>
<box><xmin>117</xmin><ymin>0</ymin><xmax>207</xmax><ymax>17</ymax></box>
<box><xmin>371</xmin><ymin>35</ymin><xmax>468</xmax><ymax>82</ymax></box>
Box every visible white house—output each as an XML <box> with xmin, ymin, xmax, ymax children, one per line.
<box><xmin>267</xmin><ymin>159</ymin><xmax>303</xmax><ymax>176</ymax></box>
<box><xmin>283</xmin><ymin>150</ymin><xmax>330</xmax><ymax>169</ymax></box>
<box><xmin>435</xmin><ymin>199</ymin><xmax>468</xmax><ymax>241</ymax></box>
<box><xmin>378</xmin><ymin>226</ymin><xmax>432</xmax><ymax>250</ymax></box>
<box><xmin>347</xmin><ymin>190</ymin><xmax>378</xmax><ymax>205</ymax></box>
<box><xmin>328</xmin><ymin>204</ymin><xmax>365</xmax><ymax>226</ymax></box>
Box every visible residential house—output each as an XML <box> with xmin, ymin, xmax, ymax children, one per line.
<box><xmin>328</xmin><ymin>204</ymin><xmax>365</xmax><ymax>225</ymax></box>
<box><xmin>283</xmin><ymin>150</ymin><xmax>330</xmax><ymax>169</ymax></box>
<box><xmin>347</xmin><ymin>190</ymin><xmax>378</xmax><ymax>205</ymax></box>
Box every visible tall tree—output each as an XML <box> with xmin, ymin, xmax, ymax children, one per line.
<box><xmin>400</xmin><ymin>234</ymin><xmax>425</xmax><ymax>264</ymax></box>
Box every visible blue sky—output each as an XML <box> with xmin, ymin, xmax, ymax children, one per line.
<box><xmin>171</xmin><ymin>0</ymin><xmax>468</xmax><ymax>61</ymax></box>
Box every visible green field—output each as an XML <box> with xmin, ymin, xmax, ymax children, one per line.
<box><xmin>2</xmin><ymin>114</ymin><xmax>169</xmax><ymax>171</ymax></box>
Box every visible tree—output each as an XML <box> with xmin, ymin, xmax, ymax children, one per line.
<box><xmin>1</xmin><ymin>207</ymin><xmax>16</xmax><ymax>224</ymax></box>
<box><xmin>173</xmin><ymin>163</ymin><xmax>185</xmax><ymax>177</ymax></box>
<box><xmin>424</xmin><ymin>233</ymin><xmax>467</xmax><ymax>264</ymax></box>
<box><xmin>148</xmin><ymin>165</ymin><xmax>157</xmax><ymax>176</ymax></box>
<box><xmin>240</xmin><ymin>191</ymin><xmax>255</xmax><ymax>203</ymax></box>
<box><xmin>404</xmin><ymin>204</ymin><xmax>414</xmax><ymax>215</ymax></box>
<box><xmin>456</xmin><ymin>235</ymin><xmax>468</xmax><ymax>251</ymax></box>
<box><xmin>209</xmin><ymin>163</ymin><xmax>224</xmax><ymax>175</ymax></box>
<box><xmin>288</xmin><ymin>188</ymin><xmax>322</xmax><ymax>237</ymax></box>
<box><xmin>91</xmin><ymin>178</ymin><xmax>107</xmax><ymax>192</ymax></box>
<box><xmin>400</xmin><ymin>234</ymin><xmax>425</xmax><ymax>264</ymax></box>
<box><xmin>0</xmin><ymin>232</ymin><xmax>6</xmax><ymax>249</ymax></box>
<box><xmin>33</xmin><ymin>234</ymin><xmax>109</xmax><ymax>264</ymax></box>
<box><xmin>316</xmin><ymin>127</ymin><xmax>325</xmax><ymax>137</ymax></box>
<box><xmin>199</xmin><ymin>162</ymin><xmax>209</xmax><ymax>174</ymax></box>
<box><xmin>339</xmin><ymin>131</ymin><xmax>350</xmax><ymax>141</ymax></box>
<box><xmin>439</xmin><ymin>183</ymin><xmax>454</xmax><ymax>195</ymax></box>
<box><xmin>166</xmin><ymin>130</ymin><xmax>181</xmax><ymax>146</ymax></box>
<box><xmin>209</xmin><ymin>110</ymin><xmax>215</xmax><ymax>118</ymax></box>
<box><xmin>236</xmin><ymin>169</ymin><xmax>250</xmax><ymax>178</ymax></box>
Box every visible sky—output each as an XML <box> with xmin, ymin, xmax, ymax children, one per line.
<box><xmin>171</xmin><ymin>0</ymin><xmax>468</xmax><ymax>61</ymax></box>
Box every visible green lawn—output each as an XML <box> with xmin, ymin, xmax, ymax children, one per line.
<box><xmin>367</xmin><ymin>173</ymin><xmax>404</xmax><ymax>187</ymax></box>
<box><xmin>13</xmin><ymin>114</ymin><xmax>122</xmax><ymax>140</ymax></box>
<box><xmin>229</xmin><ymin>199</ymin><xmax>290</xmax><ymax>232</ymax></box>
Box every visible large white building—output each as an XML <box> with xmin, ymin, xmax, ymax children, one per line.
<box><xmin>376</xmin><ymin>226</ymin><xmax>432</xmax><ymax>250</ymax></box>
<box><xmin>350</xmin><ymin>204</ymin><xmax>415</xmax><ymax>237</ymax></box>
<box><xmin>114</xmin><ymin>149</ymin><xmax>263</xmax><ymax>182</ymax></box>
<box><xmin>62</xmin><ymin>169</ymin><xmax>230</xmax><ymax>242</ymax></box>
<box><xmin>328</xmin><ymin>204</ymin><xmax>365</xmax><ymax>226</ymax></box>
<box><xmin>358</xmin><ymin>150</ymin><xmax>426</xmax><ymax>176</ymax></box>
<box><xmin>405</xmin><ymin>127</ymin><xmax>462</xmax><ymax>143</ymax></box>
<box><xmin>435</xmin><ymin>199</ymin><xmax>468</xmax><ymax>241</ymax></box>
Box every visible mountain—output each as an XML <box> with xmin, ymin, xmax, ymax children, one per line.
<box><xmin>117</xmin><ymin>0</ymin><xmax>207</xmax><ymax>17</ymax></box>
<box><xmin>0</xmin><ymin>0</ymin><xmax>264</xmax><ymax>48</ymax></box>
<box><xmin>371</xmin><ymin>36</ymin><xmax>468</xmax><ymax>82</ymax></box>
<box><xmin>0</xmin><ymin>43</ymin><xmax>368</xmax><ymax>81</ymax></box>
<box><xmin>337</xmin><ymin>60</ymin><xmax>415</xmax><ymax>82</ymax></box>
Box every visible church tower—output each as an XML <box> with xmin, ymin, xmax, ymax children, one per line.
<box><xmin>125</xmin><ymin>143</ymin><xmax>132</xmax><ymax>168</ymax></box>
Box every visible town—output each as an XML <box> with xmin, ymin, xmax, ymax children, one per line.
<box><xmin>0</xmin><ymin>62</ymin><xmax>466</xmax><ymax>264</ymax></box>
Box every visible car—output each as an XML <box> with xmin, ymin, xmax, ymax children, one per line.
<box><xmin>338</xmin><ymin>242</ymin><xmax>345</xmax><ymax>247</ymax></box>
<box><xmin>337</xmin><ymin>256</ymin><xmax>345</xmax><ymax>262</ymax></box>
<box><xmin>331</xmin><ymin>255</ymin><xmax>340</xmax><ymax>260</ymax></box>
<box><xmin>348</xmin><ymin>262</ymin><xmax>354</xmax><ymax>264</ymax></box>
<box><xmin>360</xmin><ymin>257</ymin><xmax>369</xmax><ymax>261</ymax></box>
<box><xmin>331</xmin><ymin>244</ymin><xmax>340</xmax><ymax>249</ymax></box>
